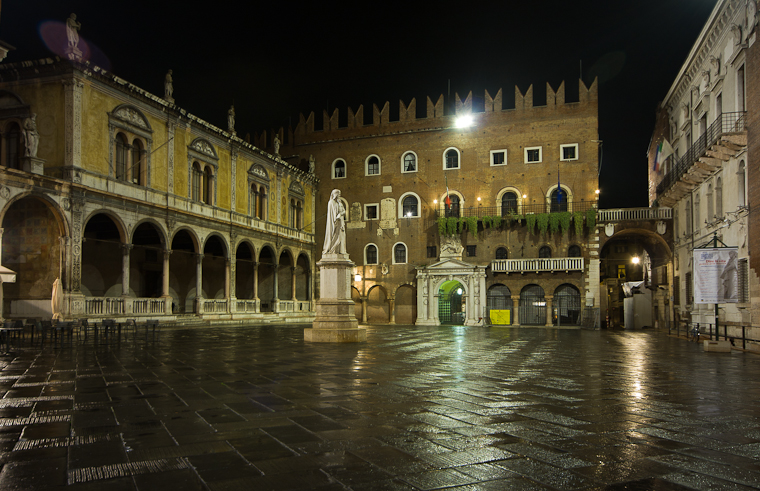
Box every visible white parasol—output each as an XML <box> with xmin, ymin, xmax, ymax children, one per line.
<box><xmin>51</xmin><ymin>277</ymin><xmax>63</xmax><ymax>320</ymax></box>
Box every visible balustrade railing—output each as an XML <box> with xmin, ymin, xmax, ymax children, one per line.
<box><xmin>656</xmin><ymin>111</ymin><xmax>746</xmax><ymax>197</ymax></box>
<box><xmin>492</xmin><ymin>257</ymin><xmax>584</xmax><ymax>273</ymax></box>
<box><xmin>598</xmin><ymin>207</ymin><xmax>672</xmax><ymax>222</ymax></box>
<box><xmin>202</xmin><ymin>299</ymin><xmax>228</xmax><ymax>313</ymax></box>
<box><xmin>131</xmin><ymin>298</ymin><xmax>166</xmax><ymax>314</ymax></box>
<box><xmin>84</xmin><ymin>297</ymin><xmax>124</xmax><ymax>315</ymax></box>
<box><xmin>236</xmin><ymin>300</ymin><xmax>257</xmax><ymax>313</ymax></box>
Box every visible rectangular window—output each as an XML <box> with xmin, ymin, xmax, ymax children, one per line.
<box><xmin>427</xmin><ymin>246</ymin><xmax>437</xmax><ymax>258</ymax></box>
<box><xmin>617</xmin><ymin>265</ymin><xmax>626</xmax><ymax>278</ymax></box>
<box><xmin>364</xmin><ymin>204</ymin><xmax>378</xmax><ymax>220</ymax></box>
<box><xmin>674</xmin><ymin>276</ymin><xmax>680</xmax><ymax>305</ymax></box>
<box><xmin>466</xmin><ymin>245</ymin><xmax>477</xmax><ymax>257</ymax></box>
<box><xmin>524</xmin><ymin>146</ymin><xmax>542</xmax><ymax>163</ymax></box>
<box><xmin>490</xmin><ymin>150</ymin><xmax>507</xmax><ymax>166</ymax></box>
<box><xmin>560</xmin><ymin>144</ymin><xmax>578</xmax><ymax>161</ymax></box>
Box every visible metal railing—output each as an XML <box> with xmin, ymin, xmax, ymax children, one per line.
<box><xmin>670</xmin><ymin>321</ymin><xmax>760</xmax><ymax>350</ymax></box>
<box><xmin>492</xmin><ymin>257</ymin><xmax>584</xmax><ymax>273</ymax></box>
<box><xmin>656</xmin><ymin>111</ymin><xmax>746</xmax><ymax>197</ymax></box>
<box><xmin>434</xmin><ymin>200</ymin><xmax>597</xmax><ymax>219</ymax></box>
<box><xmin>598</xmin><ymin>207</ymin><xmax>672</xmax><ymax>222</ymax></box>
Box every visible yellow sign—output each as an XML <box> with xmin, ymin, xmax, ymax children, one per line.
<box><xmin>490</xmin><ymin>310</ymin><xmax>511</xmax><ymax>325</ymax></box>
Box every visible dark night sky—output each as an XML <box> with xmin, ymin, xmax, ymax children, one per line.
<box><xmin>1</xmin><ymin>1</ymin><xmax>718</xmax><ymax>208</ymax></box>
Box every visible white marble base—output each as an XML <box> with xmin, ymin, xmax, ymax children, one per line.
<box><xmin>305</xmin><ymin>254</ymin><xmax>365</xmax><ymax>343</ymax></box>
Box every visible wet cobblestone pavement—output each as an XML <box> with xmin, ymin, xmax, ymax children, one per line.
<box><xmin>1</xmin><ymin>325</ymin><xmax>760</xmax><ymax>490</ymax></box>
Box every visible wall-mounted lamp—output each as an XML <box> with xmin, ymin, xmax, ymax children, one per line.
<box><xmin>631</xmin><ymin>256</ymin><xmax>640</xmax><ymax>265</ymax></box>
<box><xmin>433</xmin><ymin>199</ymin><xmax>438</xmax><ymax>205</ymax></box>
<box><xmin>595</xmin><ymin>189</ymin><xmax>600</xmax><ymax>195</ymax></box>
<box><xmin>354</xmin><ymin>274</ymin><xmax>362</xmax><ymax>282</ymax></box>
<box><xmin>522</xmin><ymin>194</ymin><xmax>527</xmax><ymax>199</ymax></box>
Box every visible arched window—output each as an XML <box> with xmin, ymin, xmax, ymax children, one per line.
<box><xmin>4</xmin><ymin>122</ymin><xmax>21</xmax><ymax>170</ymax></box>
<box><xmin>115</xmin><ymin>133</ymin><xmax>128</xmax><ymax>180</ymax></box>
<box><xmin>132</xmin><ymin>138</ymin><xmax>145</xmax><ymax>184</ymax></box>
<box><xmin>568</xmin><ymin>245</ymin><xmax>581</xmax><ymax>257</ymax></box>
<box><xmin>259</xmin><ymin>187</ymin><xmax>268</xmax><ymax>220</ymax></box>
<box><xmin>716</xmin><ymin>177</ymin><xmax>723</xmax><ymax>218</ymax></box>
<box><xmin>550</xmin><ymin>188</ymin><xmax>567</xmax><ymax>212</ymax></box>
<box><xmin>393</xmin><ymin>243</ymin><xmax>407</xmax><ymax>264</ymax></box>
<box><xmin>366</xmin><ymin>155</ymin><xmax>380</xmax><ymax>176</ymax></box>
<box><xmin>365</xmin><ymin>244</ymin><xmax>378</xmax><ymax>265</ymax></box>
<box><xmin>501</xmin><ymin>192</ymin><xmax>517</xmax><ymax>215</ymax></box>
<box><xmin>447</xmin><ymin>195</ymin><xmax>460</xmax><ymax>217</ymax></box>
<box><xmin>738</xmin><ymin>160</ymin><xmax>746</xmax><ymax>207</ymax></box>
<box><xmin>495</xmin><ymin>247</ymin><xmax>508</xmax><ymax>259</ymax></box>
<box><xmin>402</xmin><ymin>152</ymin><xmax>417</xmax><ymax>173</ymax></box>
<box><xmin>444</xmin><ymin>148</ymin><xmax>459</xmax><ymax>169</ymax></box>
<box><xmin>191</xmin><ymin>162</ymin><xmax>202</xmax><ymax>201</ymax></box>
<box><xmin>203</xmin><ymin>166</ymin><xmax>214</xmax><ymax>204</ymax></box>
<box><xmin>402</xmin><ymin>195</ymin><xmax>419</xmax><ymax>217</ymax></box>
<box><xmin>539</xmin><ymin>246</ymin><xmax>552</xmax><ymax>258</ymax></box>
<box><xmin>333</xmin><ymin>159</ymin><xmax>346</xmax><ymax>179</ymax></box>
<box><xmin>250</xmin><ymin>184</ymin><xmax>259</xmax><ymax>217</ymax></box>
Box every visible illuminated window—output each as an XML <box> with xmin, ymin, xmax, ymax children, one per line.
<box><xmin>402</xmin><ymin>152</ymin><xmax>417</xmax><ymax>173</ymax></box>
<box><xmin>332</xmin><ymin>158</ymin><xmax>346</xmax><ymax>179</ymax></box>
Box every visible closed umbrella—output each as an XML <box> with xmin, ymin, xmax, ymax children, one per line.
<box><xmin>51</xmin><ymin>278</ymin><xmax>63</xmax><ymax>320</ymax></box>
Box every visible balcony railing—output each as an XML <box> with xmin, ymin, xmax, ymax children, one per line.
<box><xmin>598</xmin><ymin>207</ymin><xmax>672</xmax><ymax>222</ymax></box>
<box><xmin>656</xmin><ymin>111</ymin><xmax>746</xmax><ymax>197</ymax></box>
<box><xmin>492</xmin><ymin>257</ymin><xmax>584</xmax><ymax>274</ymax></box>
<box><xmin>434</xmin><ymin>200</ymin><xmax>597</xmax><ymax>219</ymax></box>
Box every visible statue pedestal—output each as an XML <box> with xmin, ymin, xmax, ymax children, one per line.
<box><xmin>305</xmin><ymin>253</ymin><xmax>366</xmax><ymax>343</ymax></box>
<box><xmin>21</xmin><ymin>156</ymin><xmax>44</xmax><ymax>175</ymax></box>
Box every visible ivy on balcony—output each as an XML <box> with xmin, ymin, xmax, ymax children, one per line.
<box><xmin>437</xmin><ymin>208</ymin><xmax>597</xmax><ymax>238</ymax></box>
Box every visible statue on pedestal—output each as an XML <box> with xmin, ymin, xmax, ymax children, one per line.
<box><xmin>164</xmin><ymin>70</ymin><xmax>174</xmax><ymax>101</ymax></box>
<box><xmin>273</xmin><ymin>135</ymin><xmax>280</xmax><ymax>156</ymax></box>
<box><xmin>308</xmin><ymin>154</ymin><xmax>315</xmax><ymax>173</ymax></box>
<box><xmin>323</xmin><ymin>189</ymin><xmax>346</xmax><ymax>254</ymax></box>
<box><xmin>22</xmin><ymin>114</ymin><xmax>39</xmax><ymax>158</ymax></box>
<box><xmin>66</xmin><ymin>14</ymin><xmax>81</xmax><ymax>49</ymax></box>
<box><xmin>228</xmin><ymin>105</ymin><xmax>236</xmax><ymax>134</ymax></box>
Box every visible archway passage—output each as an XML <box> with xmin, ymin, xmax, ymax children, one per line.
<box><xmin>1</xmin><ymin>197</ymin><xmax>63</xmax><ymax>317</ymax></box>
<box><xmin>554</xmin><ymin>284</ymin><xmax>581</xmax><ymax>326</ymax></box>
<box><xmin>235</xmin><ymin>242</ymin><xmax>255</xmax><ymax>300</ymax></box>
<box><xmin>487</xmin><ymin>284</ymin><xmax>513</xmax><ymax>325</ymax></box>
<box><xmin>438</xmin><ymin>280</ymin><xmax>464</xmax><ymax>325</ymax></box>
<box><xmin>203</xmin><ymin>235</ymin><xmax>227</xmax><ymax>300</ymax></box>
<box><xmin>395</xmin><ymin>285</ymin><xmax>416</xmax><ymax>324</ymax></box>
<box><xmin>519</xmin><ymin>284</ymin><xmax>546</xmax><ymax>325</ymax></box>
<box><xmin>82</xmin><ymin>213</ymin><xmax>123</xmax><ymax>297</ymax></box>
<box><xmin>169</xmin><ymin>229</ymin><xmax>197</xmax><ymax>313</ymax></box>
<box><xmin>278</xmin><ymin>251</ymin><xmax>294</xmax><ymax>304</ymax></box>
<box><xmin>258</xmin><ymin>246</ymin><xmax>276</xmax><ymax>312</ymax></box>
<box><xmin>295</xmin><ymin>254</ymin><xmax>310</xmax><ymax>304</ymax></box>
<box><xmin>131</xmin><ymin>222</ymin><xmax>164</xmax><ymax>298</ymax></box>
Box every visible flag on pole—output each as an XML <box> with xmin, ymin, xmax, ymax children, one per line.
<box><xmin>444</xmin><ymin>174</ymin><xmax>451</xmax><ymax>209</ymax></box>
<box><xmin>557</xmin><ymin>163</ymin><xmax>562</xmax><ymax>203</ymax></box>
<box><xmin>653</xmin><ymin>139</ymin><xmax>674</xmax><ymax>173</ymax></box>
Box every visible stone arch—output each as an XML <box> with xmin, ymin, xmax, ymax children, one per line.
<box><xmin>496</xmin><ymin>186</ymin><xmax>523</xmax><ymax>214</ymax></box>
<box><xmin>554</xmin><ymin>283</ymin><xmax>582</xmax><ymax>326</ymax></box>
<box><xmin>519</xmin><ymin>284</ymin><xmax>546</xmax><ymax>325</ymax></box>
<box><xmin>202</xmin><ymin>234</ymin><xmax>228</xmax><ymax>300</ymax></box>
<box><xmin>235</xmin><ymin>240</ymin><xmax>256</xmax><ymax>300</ymax></box>
<box><xmin>546</xmin><ymin>184</ymin><xmax>574</xmax><ymax>212</ymax></box>
<box><xmin>81</xmin><ymin>212</ymin><xmax>125</xmax><ymax>297</ymax></box>
<box><xmin>1</xmin><ymin>194</ymin><xmax>67</xmax><ymax>318</ymax></box>
<box><xmin>130</xmin><ymin>220</ymin><xmax>167</xmax><ymax>298</ymax></box>
<box><xmin>295</xmin><ymin>252</ymin><xmax>311</xmax><ymax>302</ymax></box>
<box><xmin>0</xmin><ymin>191</ymin><xmax>69</xmax><ymax>237</ymax></box>
<box><xmin>169</xmin><ymin>228</ymin><xmax>200</xmax><ymax>313</ymax></box>
<box><xmin>278</xmin><ymin>248</ymin><xmax>295</xmax><ymax>302</ymax></box>
<box><xmin>394</xmin><ymin>282</ymin><xmax>416</xmax><ymax>324</ymax></box>
<box><xmin>84</xmin><ymin>208</ymin><xmax>128</xmax><ymax>244</ymax></box>
<box><xmin>366</xmin><ymin>284</ymin><xmax>389</xmax><ymax>323</ymax></box>
<box><xmin>258</xmin><ymin>245</ymin><xmax>277</xmax><ymax>312</ymax></box>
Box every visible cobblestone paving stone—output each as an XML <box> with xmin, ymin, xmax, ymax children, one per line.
<box><xmin>1</xmin><ymin>325</ymin><xmax>759</xmax><ymax>490</ymax></box>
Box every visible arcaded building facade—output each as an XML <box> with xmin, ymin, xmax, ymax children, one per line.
<box><xmin>284</xmin><ymin>81</ymin><xmax>601</xmax><ymax>326</ymax></box>
<box><xmin>649</xmin><ymin>0</ymin><xmax>759</xmax><ymax>333</ymax></box>
<box><xmin>0</xmin><ymin>58</ymin><xmax>317</xmax><ymax>323</ymax></box>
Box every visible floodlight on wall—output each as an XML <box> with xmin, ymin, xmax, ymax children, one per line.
<box><xmin>631</xmin><ymin>256</ymin><xmax>640</xmax><ymax>265</ymax></box>
<box><xmin>354</xmin><ymin>274</ymin><xmax>362</xmax><ymax>282</ymax></box>
<box><xmin>455</xmin><ymin>115</ymin><xmax>473</xmax><ymax>128</ymax></box>
<box><xmin>595</xmin><ymin>189</ymin><xmax>600</xmax><ymax>195</ymax></box>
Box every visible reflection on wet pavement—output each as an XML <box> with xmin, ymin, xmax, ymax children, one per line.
<box><xmin>1</xmin><ymin>325</ymin><xmax>760</xmax><ymax>490</ymax></box>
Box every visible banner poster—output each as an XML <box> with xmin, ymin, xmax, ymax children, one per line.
<box><xmin>693</xmin><ymin>247</ymin><xmax>739</xmax><ymax>304</ymax></box>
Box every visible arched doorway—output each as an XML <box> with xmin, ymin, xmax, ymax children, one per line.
<box><xmin>1</xmin><ymin>196</ymin><xmax>65</xmax><ymax>318</ymax></box>
<box><xmin>170</xmin><ymin>229</ymin><xmax>198</xmax><ymax>313</ymax></box>
<box><xmin>519</xmin><ymin>284</ymin><xmax>546</xmax><ymax>325</ymax></box>
<box><xmin>131</xmin><ymin>222</ymin><xmax>164</xmax><ymax>298</ymax></box>
<box><xmin>438</xmin><ymin>280</ymin><xmax>465</xmax><ymax>325</ymax></box>
<box><xmin>554</xmin><ymin>284</ymin><xmax>581</xmax><ymax>326</ymax></box>
<box><xmin>487</xmin><ymin>284</ymin><xmax>513</xmax><ymax>325</ymax></box>
<box><xmin>394</xmin><ymin>284</ymin><xmax>416</xmax><ymax>324</ymax></box>
<box><xmin>366</xmin><ymin>285</ymin><xmax>389</xmax><ymax>323</ymax></box>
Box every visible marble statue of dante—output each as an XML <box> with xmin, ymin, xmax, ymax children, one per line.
<box><xmin>308</xmin><ymin>154</ymin><xmax>315</xmax><ymax>173</ymax></box>
<box><xmin>66</xmin><ymin>14</ymin><xmax>81</xmax><ymax>49</ymax></box>
<box><xmin>164</xmin><ymin>70</ymin><xmax>173</xmax><ymax>100</ymax></box>
<box><xmin>323</xmin><ymin>189</ymin><xmax>346</xmax><ymax>254</ymax></box>
<box><xmin>273</xmin><ymin>135</ymin><xmax>280</xmax><ymax>155</ymax></box>
<box><xmin>22</xmin><ymin>114</ymin><xmax>40</xmax><ymax>158</ymax></box>
<box><xmin>228</xmin><ymin>105</ymin><xmax>235</xmax><ymax>133</ymax></box>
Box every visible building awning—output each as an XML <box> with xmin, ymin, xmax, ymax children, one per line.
<box><xmin>0</xmin><ymin>265</ymin><xmax>17</xmax><ymax>283</ymax></box>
